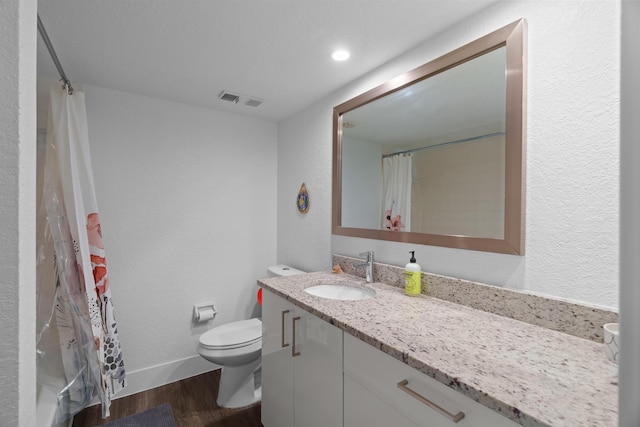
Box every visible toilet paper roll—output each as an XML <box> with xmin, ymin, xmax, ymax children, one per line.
<box><xmin>196</xmin><ymin>307</ymin><xmax>215</xmax><ymax>322</ymax></box>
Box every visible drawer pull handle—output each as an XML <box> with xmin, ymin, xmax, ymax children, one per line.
<box><xmin>281</xmin><ymin>310</ymin><xmax>290</xmax><ymax>348</ymax></box>
<box><xmin>397</xmin><ymin>379</ymin><xmax>465</xmax><ymax>423</ymax></box>
<box><xmin>292</xmin><ymin>316</ymin><xmax>301</xmax><ymax>357</ymax></box>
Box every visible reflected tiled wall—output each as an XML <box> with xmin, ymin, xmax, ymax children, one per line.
<box><xmin>412</xmin><ymin>135</ymin><xmax>505</xmax><ymax>238</ymax></box>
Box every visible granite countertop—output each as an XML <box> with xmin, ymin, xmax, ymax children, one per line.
<box><xmin>258</xmin><ymin>271</ymin><xmax>618</xmax><ymax>427</ymax></box>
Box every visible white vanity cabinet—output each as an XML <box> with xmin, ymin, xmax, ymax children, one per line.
<box><xmin>344</xmin><ymin>334</ymin><xmax>519</xmax><ymax>427</ymax></box>
<box><xmin>261</xmin><ymin>289</ymin><xmax>343</xmax><ymax>427</ymax></box>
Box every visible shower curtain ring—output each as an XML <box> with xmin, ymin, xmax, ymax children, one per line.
<box><xmin>61</xmin><ymin>80</ymin><xmax>74</xmax><ymax>95</ymax></box>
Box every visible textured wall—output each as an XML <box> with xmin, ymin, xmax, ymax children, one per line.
<box><xmin>278</xmin><ymin>1</ymin><xmax>620</xmax><ymax>309</ymax></box>
<box><xmin>0</xmin><ymin>0</ymin><xmax>37</xmax><ymax>425</ymax></box>
<box><xmin>0</xmin><ymin>14</ymin><xmax>21</xmax><ymax>424</ymax></box>
<box><xmin>82</xmin><ymin>85</ymin><xmax>278</xmax><ymax>372</ymax></box>
<box><xmin>277</xmin><ymin>103</ymin><xmax>334</xmax><ymax>273</ymax></box>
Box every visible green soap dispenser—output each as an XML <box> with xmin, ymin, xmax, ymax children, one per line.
<box><xmin>404</xmin><ymin>251</ymin><xmax>422</xmax><ymax>296</ymax></box>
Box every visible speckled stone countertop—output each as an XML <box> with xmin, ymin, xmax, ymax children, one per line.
<box><xmin>334</xmin><ymin>254</ymin><xmax>618</xmax><ymax>343</ymax></box>
<box><xmin>258</xmin><ymin>272</ymin><xmax>618</xmax><ymax>427</ymax></box>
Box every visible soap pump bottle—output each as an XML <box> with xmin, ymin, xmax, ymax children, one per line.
<box><xmin>404</xmin><ymin>251</ymin><xmax>422</xmax><ymax>296</ymax></box>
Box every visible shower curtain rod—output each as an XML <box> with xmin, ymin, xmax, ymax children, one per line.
<box><xmin>382</xmin><ymin>131</ymin><xmax>506</xmax><ymax>158</ymax></box>
<box><xmin>37</xmin><ymin>14</ymin><xmax>74</xmax><ymax>94</ymax></box>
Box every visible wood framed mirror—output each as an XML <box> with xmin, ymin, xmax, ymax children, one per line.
<box><xmin>332</xmin><ymin>19</ymin><xmax>526</xmax><ymax>255</ymax></box>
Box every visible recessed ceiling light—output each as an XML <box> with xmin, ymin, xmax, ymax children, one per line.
<box><xmin>332</xmin><ymin>50</ymin><xmax>350</xmax><ymax>61</ymax></box>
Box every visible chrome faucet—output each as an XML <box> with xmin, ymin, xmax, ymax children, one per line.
<box><xmin>354</xmin><ymin>251</ymin><xmax>375</xmax><ymax>283</ymax></box>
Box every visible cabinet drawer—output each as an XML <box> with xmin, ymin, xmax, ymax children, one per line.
<box><xmin>344</xmin><ymin>334</ymin><xmax>518</xmax><ymax>427</ymax></box>
<box><xmin>345</xmin><ymin>375</ymin><xmax>419</xmax><ymax>427</ymax></box>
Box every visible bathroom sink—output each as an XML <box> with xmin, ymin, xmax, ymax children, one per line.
<box><xmin>304</xmin><ymin>283</ymin><xmax>375</xmax><ymax>301</ymax></box>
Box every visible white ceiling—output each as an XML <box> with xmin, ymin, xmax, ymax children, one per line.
<box><xmin>36</xmin><ymin>0</ymin><xmax>498</xmax><ymax>122</ymax></box>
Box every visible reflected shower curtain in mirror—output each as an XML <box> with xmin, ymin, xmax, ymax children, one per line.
<box><xmin>381</xmin><ymin>154</ymin><xmax>412</xmax><ymax>231</ymax></box>
<box><xmin>40</xmin><ymin>86</ymin><xmax>126</xmax><ymax>421</ymax></box>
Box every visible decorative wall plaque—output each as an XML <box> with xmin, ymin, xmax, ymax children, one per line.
<box><xmin>297</xmin><ymin>183</ymin><xmax>310</xmax><ymax>214</ymax></box>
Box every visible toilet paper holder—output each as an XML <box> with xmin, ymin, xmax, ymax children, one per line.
<box><xmin>193</xmin><ymin>304</ymin><xmax>217</xmax><ymax>323</ymax></box>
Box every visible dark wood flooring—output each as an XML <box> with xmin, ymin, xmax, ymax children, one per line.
<box><xmin>72</xmin><ymin>370</ymin><xmax>263</xmax><ymax>427</ymax></box>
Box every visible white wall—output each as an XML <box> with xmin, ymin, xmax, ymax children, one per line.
<box><xmin>0</xmin><ymin>0</ymin><xmax>37</xmax><ymax>426</ymax></box>
<box><xmin>277</xmin><ymin>1</ymin><xmax>620</xmax><ymax>309</ymax></box>
<box><xmin>277</xmin><ymin>104</ymin><xmax>334</xmax><ymax>273</ymax></box>
<box><xmin>80</xmin><ymin>85</ymin><xmax>278</xmax><ymax>387</ymax></box>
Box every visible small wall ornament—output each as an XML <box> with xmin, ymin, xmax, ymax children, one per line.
<box><xmin>297</xmin><ymin>183</ymin><xmax>310</xmax><ymax>214</ymax></box>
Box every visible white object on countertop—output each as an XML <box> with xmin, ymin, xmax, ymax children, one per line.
<box><xmin>603</xmin><ymin>323</ymin><xmax>619</xmax><ymax>363</ymax></box>
<box><xmin>267</xmin><ymin>264</ymin><xmax>306</xmax><ymax>277</ymax></box>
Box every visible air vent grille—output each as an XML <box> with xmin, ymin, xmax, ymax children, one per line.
<box><xmin>218</xmin><ymin>91</ymin><xmax>240</xmax><ymax>103</ymax></box>
<box><xmin>218</xmin><ymin>90</ymin><xmax>263</xmax><ymax>108</ymax></box>
<box><xmin>245</xmin><ymin>98</ymin><xmax>263</xmax><ymax>107</ymax></box>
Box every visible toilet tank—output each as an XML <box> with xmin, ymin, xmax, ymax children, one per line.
<box><xmin>267</xmin><ymin>265</ymin><xmax>306</xmax><ymax>277</ymax></box>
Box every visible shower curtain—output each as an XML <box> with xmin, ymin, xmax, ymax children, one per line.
<box><xmin>37</xmin><ymin>86</ymin><xmax>126</xmax><ymax>423</ymax></box>
<box><xmin>381</xmin><ymin>154</ymin><xmax>412</xmax><ymax>231</ymax></box>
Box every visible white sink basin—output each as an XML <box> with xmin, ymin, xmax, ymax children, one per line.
<box><xmin>304</xmin><ymin>283</ymin><xmax>375</xmax><ymax>301</ymax></box>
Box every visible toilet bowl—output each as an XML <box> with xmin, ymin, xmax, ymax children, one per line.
<box><xmin>197</xmin><ymin>265</ymin><xmax>305</xmax><ymax>408</ymax></box>
<box><xmin>198</xmin><ymin>318</ymin><xmax>263</xmax><ymax>408</ymax></box>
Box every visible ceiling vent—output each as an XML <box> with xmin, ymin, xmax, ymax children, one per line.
<box><xmin>245</xmin><ymin>97</ymin><xmax>263</xmax><ymax>107</ymax></box>
<box><xmin>218</xmin><ymin>90</ymin><xmax>263</xmax><ymax>108</ymax></box>
<box><xmin>218</xmin><ymin>90</ymin><xmax>240</xmax><ymax>103</ymax></box>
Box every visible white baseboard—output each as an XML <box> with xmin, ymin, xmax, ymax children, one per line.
<box><xmin>114</xmin><ymin>355</ymin><xmax>220</xmax><ymax>399</ymax></box>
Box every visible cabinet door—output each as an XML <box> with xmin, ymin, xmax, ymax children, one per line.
<box><xmin>293</xmin><ymin>310</ymin><xmax>343</xmax><ymax>427</ymax></box>
<box><xmin>345</xmin><ymin>375</ymin><xmax>419</xmax><ymax>427</ymax></box>
<box><xmin>344</xmin><ymin>334</ymin><xmax>519</xmax><ymax>427</ymax></box>
<box><xmin>262</xmin><ymin>289</ymin><xmax>344</xmax><ymax>427</ymax></box>
<box><xmin>262</xmin><ymin>290</ymin><xmax>295</xmax><ymax>427</ymax></box>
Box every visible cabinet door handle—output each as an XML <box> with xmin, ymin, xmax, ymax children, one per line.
<box><xmin>281</xmin><ymin>310</ymin><xmax>290</xmax><ymax>348</ymax></box>
<box><xmin>397</xmin><ymin>379</ymin><xmax>465</xmax><ymax>423</ymax></box>
<box><xmin>291</xmin><ymin>316</ymin><xmax>301</xmax><ymax>357</ymax></box>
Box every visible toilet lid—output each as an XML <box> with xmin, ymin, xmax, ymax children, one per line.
<box><xmin>199</xmin><ymin>318</ymin><xmax>262</xmax><ymax>350</ymax></box>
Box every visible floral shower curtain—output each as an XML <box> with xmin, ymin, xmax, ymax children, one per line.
<box><xmin>381</xmin><ymin>154</ymin><xmax>412</xmax><ymax>231</ymax></box>
<box><xmin>39</xmin><ymin>86</ymin><xmax>126</xmax><ymax>422</ymax></box>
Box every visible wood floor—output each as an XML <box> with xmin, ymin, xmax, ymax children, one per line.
<box><xmin>72</xmin><ymin>370</ymin><xmax>263</xmax><ymax>427</ymax></box>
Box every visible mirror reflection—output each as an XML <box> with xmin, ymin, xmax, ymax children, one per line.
<box><xmin>341</xmin><ymin>47</ymin><xmax>506</xmax><ymax>238</ymax></box>
<box><xmin>333</xmin><ymin>19</ymin><xmax>526</xmax><ymax>255</ymax></box>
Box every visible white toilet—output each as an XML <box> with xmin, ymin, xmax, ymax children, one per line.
<box><xmin>197</xmin><ymin>265</ymin><xmax>305</xmax><ymax>408</ymax></box>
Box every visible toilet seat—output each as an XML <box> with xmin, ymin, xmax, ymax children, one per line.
<box><xmin>199</xmin><ymin>318</ymin><xmax>262</xmax><ymax>350</ymax></box>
